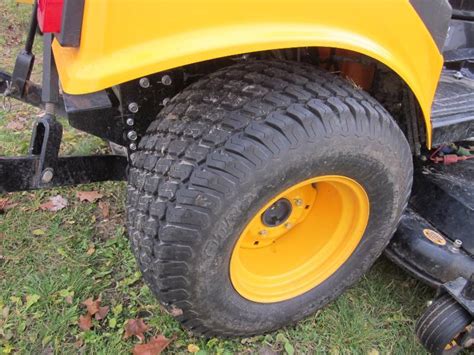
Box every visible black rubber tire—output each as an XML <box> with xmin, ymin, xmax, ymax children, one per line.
<box><xmin>126</xmin><ymin>60</ymin><xmax>413</xmax><ymax>337</ymax></box>
<box><xmin>416</xmin><ymin>294</ymin><xmax>472</xmax><ymax>354</ymax></box>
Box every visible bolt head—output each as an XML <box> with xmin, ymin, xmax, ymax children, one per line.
<box><xmin>126</xmin><ymin>118</ymin><xmax>135</xmax><ymax>126</ymax></box>
<box><xmin>258</xmin><ymin>230</ymin><xmax>268</xmax><ymax>236</ymax></box>
<box><xmin>284</xmin><ymin>222</ymin><xmax>292</xmax><ymax>229</ymax></box>
<box><xmin>426</xmin><ymin>300</ymin><xmax>433</xmax><ymax>307</ymax></box>
<box><xmin>294</xmin><ymin>198</ymin><xmax>303</xmax><ymax>207</ymax></box>
<box><xmin>41</xmin><ymin>169</ymin><xmax>54</xmax><ymax>183</ymax></box>
<box><xmin>127</xmin><ymin>130</ymin><xmax>138</xmax><ymax>141</ymax></box>
<box><xmin>162</xmin><ymin>98</ymin><xmax>170</xmax><ymax>106</ymax></box>
<box><xmin>161</xmin><ymin>75</ymin><xmax>172</xmax><ymax>86</ymax></box>
<box><xmin>128</xmin><ymin>102</ymin><xmax>139</xmax><ymax>113</ymax></box>
<box><xmin>139</xmin><ymin>77</ymin><xmax>150</xmax><ymax>88</ymax></box>
<box><xmin>454</xmin><ymin>239</ymin><xmax>463</xmax><ymax>248</ymax></box>
<box><xmin>129</xmin><ymin>143</ymin><xmax>137</xmax><ymax>151</ymax></box>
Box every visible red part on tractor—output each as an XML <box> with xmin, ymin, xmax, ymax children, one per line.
<box><xmin>37</xmin><ymin>0</ymin><xmax>63</xmax><ymax>33</ymax></box>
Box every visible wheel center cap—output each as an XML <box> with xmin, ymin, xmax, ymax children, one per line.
<box><xmin>261</xmin><ymin>198</ymin><xmax>292</xmax><ymax>227</ymax></box>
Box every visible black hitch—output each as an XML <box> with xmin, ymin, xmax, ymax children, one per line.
<box><xmin>0</xmin><ymin>113</ymin><xmax>127</xmax><ymax>193</ymax></box>
<box><xmin>29</xmin><ymin>113</ymin><xmax>63</xmax><ymax>187</ymax></box>
<box><xmin>0</xmin><ymin>7</ymin><xmax>127</xmax><ymax>194</ymax></box>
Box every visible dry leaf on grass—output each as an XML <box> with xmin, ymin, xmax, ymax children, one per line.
<box><xmin>77</xmin><ymin>298</ymin><xmax>109</xmax><ymax>331</ymax></box>
<box><xmin>6</xmin><ymin>121</ymin><xmax>25</xmax><ymax>131</ymax></box>
<box><xmin>82</xmin><ymin>297</ymin><xmax>101</xmax><ymax>315</ymax></box>
<box><xmin>77</xmin><ymin>191</ymin><xmax>103</xmax><ymax>203</ymax></box>
<box><xmin>124</xmin><ymin>318</ymin><xmax>150</xmax><ymax>341</ymax></box>
<box><xmin>132</xmin><ymin>335</ymin><xmax>174</xmax><ymax>355</ymax></box>
<box><xmin>0</xmin><ymin>198</ymin><xmax>18</xmax><ymax>213</ymax></box>
<box><xmin>187</xmin><ymin>344</ymin><xmax>200</xmax><ymax>353</ymax></box>
<box><xmin>39</xmin><ymin>195</ymin><xmax>68</xmax><ymax>212</ymax></box>
<box><xmin>94</xmin><ymin>306</ymin><xmax>109</xmax><ymax>321</ymax></box>
<box><xmin>78</xmin><ymin>314</ymin><xmax>93</xmax><ymax>331</ymax></box>
<box><xmin>98</xmin><ymin>201</ymin><xmax>110</xmax><ymax>218</ymax></box>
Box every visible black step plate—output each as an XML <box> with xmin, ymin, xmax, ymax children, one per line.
<box><xmin>431</xmin><ymin>73</ymin><xmax>474</xmax><ymax>145</ymax></box>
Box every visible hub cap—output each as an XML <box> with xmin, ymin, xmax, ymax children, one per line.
<box><xmin>230</xmin><ymin>175</ymin><xmax>370</xmax><ymax>303</ymax></box>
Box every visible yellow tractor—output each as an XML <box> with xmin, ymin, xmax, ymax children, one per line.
<box><xmin>1</xmin><ymin>1</ymin><xmax>473</xmax><ymax>353</ymax></box>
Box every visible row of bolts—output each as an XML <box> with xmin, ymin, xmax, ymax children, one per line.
<box><xmin>126</xmin><ymin>75</ymin><xmax>172</xmax><ymax>151</ymax></box>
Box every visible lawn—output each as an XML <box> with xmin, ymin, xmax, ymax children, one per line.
<box><xmin>0</xmin><ymin>1</ymin><xmax>434</xmax><ymax>354</ymax></box>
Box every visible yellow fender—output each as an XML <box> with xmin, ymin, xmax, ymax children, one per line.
<box><xmin>52</xmin><ymin>0</ymin><xmax>444</xmax><ymax>146</ymax></box>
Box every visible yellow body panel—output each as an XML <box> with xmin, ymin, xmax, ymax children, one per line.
<box><xmin>52</xmin><ymin>0</ymin><xmax>444</xmax><ymax>146</ymax></box>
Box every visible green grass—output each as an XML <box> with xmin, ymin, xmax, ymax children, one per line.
<box><xmin>0</xmin><ymin>1</ymin><xmax>434</xmax><ymax>353</ymax></box>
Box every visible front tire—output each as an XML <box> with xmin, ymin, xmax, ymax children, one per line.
<box><xmin>126</xmin><ymin>60</ymin><xmax>412</xmax><ymax>337</ymax></box>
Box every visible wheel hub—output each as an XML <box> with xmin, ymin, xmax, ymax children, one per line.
<box><xmin>262</xmin><ymin>198</ymin><xmax>293</xmax><ymax>227</ymax></box>
<box><xmin>230</xmin><ymin>175</ymin><xmax>370</xmax><ymax>303</ymax></box>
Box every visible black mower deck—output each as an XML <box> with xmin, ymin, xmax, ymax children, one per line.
<box><xmin>386</xmin><ymin>157</ymin><xmax>474</xmax><ymax>287</ymax></box>
<box><xmin>431</xmin><ymin>73</ymin><xmax>474</xmax><ymax>145</ymax></box>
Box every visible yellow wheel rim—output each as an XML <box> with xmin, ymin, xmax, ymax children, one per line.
<box><xmin>230</xmin><ymin>175</ymin><xmax>370</xmax><ymax>303</ymax></box>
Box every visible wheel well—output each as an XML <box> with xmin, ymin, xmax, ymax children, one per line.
<box><xmin>173</xmin><ymin>47</ymin><xmax>426</xmax><ymax>154</ymax></box>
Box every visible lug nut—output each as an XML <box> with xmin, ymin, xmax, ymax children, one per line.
<box><xmin>454</xmin><ymin>239</ymin><xmax>463</xmax><ymax>249</ymax></box>
<box><xmin>128</xmin><ymin>102</ymin><xmax>139</xmax><ymax>113</ymax></box>
<box><xmin>161</xmin><ymin>75</ymin><xmax>172</xmax><ymax>86</ymax></box>
<box><xmin>129</xmin><ymin>143</ymin><xmax>137</xmax><ymax>151</ymax></box>
<box><xmin>162</xmin><ymin>98</ymin><xmax>170</xmax><ymax>106</ymax></box>
<box><xmin>40</xmin><ymin>169</ymin><xmax>54</xmax><ymax>183</ymax></box>
<box><xmin>127</xmin><ymin>130</ymin><xmax>138</xmax><ymax>141</ymax></box>
<box><xmin>139</xmin><ymin>77</ymin><xmax>150</xmax><ymax>88</ymax></box>
<box><xmin>126</xmin><ymin>118</ymin><xmax>135</xmax><ymax>126</ymax></box>
<box><xmin>258</xmin><ymin>230</ymin><xmax>268</xmax><ymax>236</ymax></box>
<box><xmin>294</xmin><ymin>198</ymin><xmax>303</xmax><ymax>207</ymax></box>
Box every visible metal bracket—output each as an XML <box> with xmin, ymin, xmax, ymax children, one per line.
<box><xmin>28</xmin><ymin>114</ymin><xmax>63</xmax><ymax>187</ymax></box>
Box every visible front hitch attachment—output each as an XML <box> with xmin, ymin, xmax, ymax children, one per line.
<box><xmin>29</xmin><ymin>114</ymin><xmax>63</xmax><ymax>187</ymax></box>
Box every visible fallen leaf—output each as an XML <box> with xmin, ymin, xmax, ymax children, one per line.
<box><xmin>82</xmin><ymin>298</ymin><xmax>101</xmax><ymax>316</ymax></box>
<box><xmin>32</xmin><ymin>229</ymin><xmax>45</xmax><ymax>236</ymax></box>
<box><xmin>6</xmin><ymin>121</ymin><xmax>24</xmax><ymax>131</ymax></box>
<box><xmin>25</xmin><ymin>294</ymin><xmax>40</xmax><ymax>310</ymax></box>
<box><xmin>39</xmin><ymin>195</ymin><xmax>68</xmax><ymax>212</ymax></box>
<box><xmin>187</xmin><ymin>344</ymin><xmax>200</xmax><ymax>353</ymax></box>
<box><xmin>0</xmin><ymin>198</ymin><xmax>17</xmax><ymax>213</ymax></box>
<box><xmin>94</xmin><ymin>306</ymin><xmax>109</xmax><ymax>321</ymax></box>
<box><xmin>124</xmin><ymin>318</ymin><xmax>150</xmax><ymax>341</ymax></box>
<box><xmin>2</xmin><ymin>306</ymin><xmax>10</xmax><ymax>319</ymax></box>
<box><xmin>86</xmin><ymin>246</ymin><xmax>95</xmax><ymax>256</ymax></box>
<box><xmin>170</xmin><ymin>306</ymin><xmax>183</xmax><ymax>317</ymax></box>
<box><xmin>98</xmin><ymin>201</ymin><xmax>110</xmax><ymax>218</ymax></box>
<box><xmin>77</xmin><ymin>191</ymin><xmax>103</xmax><ymax>203</ymax></box>
<box><xmin>65</xmin><ymin>295</ymin><xmax>73</xmax><ymax>304</ymax></box>
<box><xmin>78</xmin><ymin>314</ymin><xmax>92</xmax><ymax>331</ymax></box>
<box><xmin>74</xmin><ymin>339</ymin><xmax>84</xmax><ymax>349</ymax></box>
<box><xmin>133</xmin><ymin>335</ymin><xmax>174</xmax><ymax>355</ymax></box>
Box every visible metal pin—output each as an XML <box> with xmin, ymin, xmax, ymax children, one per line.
<box><xmin>40</xmin><ymin>169</ymin><xmax>54</xmax><ymax>183</ymax></box>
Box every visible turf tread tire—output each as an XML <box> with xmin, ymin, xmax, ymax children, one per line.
<box><xmin>416</xmin><ymin>294</ymin><xmax>472</xmax><ymax>354</ymax></box>
<box><xmin>126</xmin><ymin>60</ymin><xmax>413</xmax><ymax>337</ymax></box>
